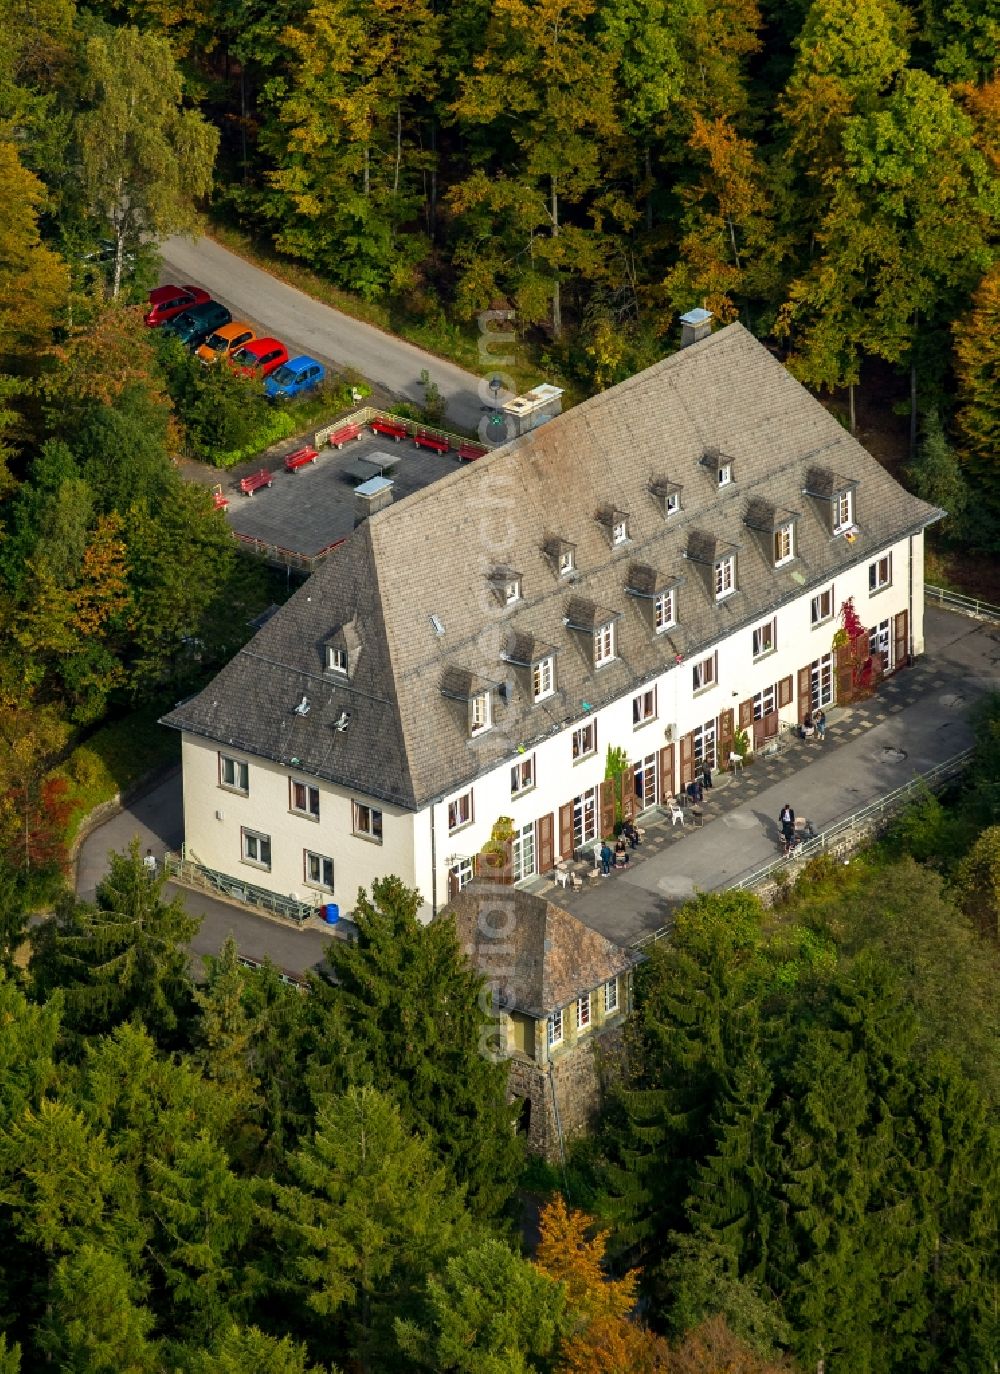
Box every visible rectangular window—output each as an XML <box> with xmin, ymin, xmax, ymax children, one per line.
<box><xmin>665</xmin><ymin>490</ymin><xmax>680</xmax><ymax>516</ymax></box>
<box><xmin>693</xmin><ymin>719</ymin><xmax>717</xmax><ymax>772</ymax></box>
<box><xmin>572</xmin><ymin>721</ymin><xmax>597</xmax><ymax>761</ymax></box>
<box><xmin>752</xmin><ymin>618</ymin><xmax>776</xmax><ymax>660</ymax></box>
<box><xmin>811</xmin><ymin>653</ymin><xmax>834</xmax><ymax>710</ymax></box>
<box><xmin>593</xmin><ymin>621</ymin><xmax>616</xmax><ymax>667</ymax></box>
<box><xmin>632</xmin><ymin>687</ymin><xmax>656</xmax><ymax>726</ymax></box>
<box><xmin>692</xmin><ymin>653</ymin><xmax>716</xmax><ymax>693</ymax></box>
<box><xmin>511</xmin><ymin>820</ymin><xmax>536</xmax><ymax>882</ymax></box>
<box><xmin>633</xmin><ymin>753</ymin><xmax>658</xmax><ymax>810</ymax></box>
<box><xmin>573</xmin><ymin>788</ymin><xmax>598</xmax><ymax>847</ymax></box>
<box><xmin>510</xmin><ymin>755</ymin><xmax>535</xmax><ymax>797</ymax></box>
<box><xmin>304</xmin><ymin>850</ymin><xmax>334</xmax><ymax>891</ymax></box>
<box><xmin>752</xmin><ymin>683</ymin><xmax>778</xmax><ymax>719</ymax></box>
<box><xmin>655</xmin><ymin>589</ymin><xmax>676</xmax><ymax>633</ymax></box>
<box><xmin>868</xmin><ymin>555</ymin><xmax>892</xmax><ymax>593</ymax></box>
<box><xmin>533</xmin><ymin>656</ymin><xmax>555</xmax><ymax>702</ymax></box>
<box><xmin>448</xmin><ymin>789</ymin><xmax>474</xmax><ymax>833</ymax></box>
<box><xmin>718</xmin><ymin>463</ymin><xmax>732</xmax><ymax>487</ymax></box>
<box><xmin>219</xmin><ymin>754</ymin><xmax>248</xmax><ymax>794</ymax></box>
<box><xmin>773</xmin><ymin>523</ymin><xmax>794</xmax><ymax>566</ymax></box>
<box><xmin>612</xmin><ymin>520</ymin><xmax>628</xmax><ymax>545</ymax></box>
<box><xmin>715</xmin><ymin>555</ymin><xmax>735</xmax><ymax>600</ymax></box>
<box><xmin>833</xmin><ymin>490</ymin><xmax>853</xmax><ymax>534</ymax></box>
<box><xmin>604</xmin><ymin>978</ymin><xmax>619</xmax><ymax>1014</ymax></box>
<box><xmin>869</xmin><ymin>618</ymin><xmax>891</xmax><ymax>671</ymax></box>
<box><xmin>352</xmin><ymin>801</ymin><xmax>383</xmax><ymax>843</ymax></box>
<box><xmin>326</xmin><ymin>646</ymin><xmax>348</xmax><ymax>674</ymax></box>
<box><xmin>505</xmin><ymin>578</ymin><xmax>521</xmax><ymax>605</ymax></box>
<box><xmin>577</xmin><ymin>992</ymin><xmax>591</xmax><ymax>1030</ymax></box>
<box><xmin>450</xmin><ymin>857</ymin><xmax>474</xmax><ymax>892</ymax></box>
<box><xmin>290</xmin><ymin>779</ymin><xmax>320</xmax><ymax>819</ymax></box>
<box><xmin>559</xmin><ymin>549</ymin><xmax>575</xmax><ymax>576</ymax></box>
<box><xmin>547</xmin><ymin>1008</ymin><xmax>563</xmax><ymax>1048</ymax></box>
<box><xmin>241</xmin><ymin>828</ymin><xmax>271</xmax><ymax>870</ymax></box>
<box><xmin>470</xmin><ymin>691</ymin><xmax>492</xmax><ymax>735</ymax></box>
<box><xmin>811</xmin><ymin>587</ymin><xmax>834</xmax><ymax>626</ymax></box>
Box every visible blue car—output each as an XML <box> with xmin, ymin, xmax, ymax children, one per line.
<box><xmin>264</xmin><ymin>355</ymin><xmax>326</xmax><ymax>400</ymax></box>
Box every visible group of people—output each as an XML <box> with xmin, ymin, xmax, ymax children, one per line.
<box><xmin>801</xmin><ymin>708</ymin><xmax>827</xmax><ymax>741</ymax></box>
<box><xmin>599</xmin><ymin>819</ymin><xmax>642</xmax><ymax>875</ymax></box>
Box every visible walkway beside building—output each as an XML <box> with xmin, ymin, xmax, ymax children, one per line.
<box><xmin>550</xmin><ymin>606</ymin><xmax>999</xmax><ymax>945</ymax></box>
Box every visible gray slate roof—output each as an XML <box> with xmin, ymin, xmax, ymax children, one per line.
<box><xmin>162</xmin><ymin>324</ymin><xmax>940</xmax><ymax>810</ymax></box>
<box><xmin>443</xmin><ymin>886</ymin><xmax>637</xmax><ymax>1018</ymax></box>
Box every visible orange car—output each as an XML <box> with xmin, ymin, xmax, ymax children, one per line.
<box><xmin>195</xmin><ymin>321</ymin><xmax>256</xmax><ymax>364</ymax></box>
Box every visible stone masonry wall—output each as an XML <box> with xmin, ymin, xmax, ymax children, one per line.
<box><xmin>507</xmin><ymin>1021</ymin><xmax>628</xmax><ymax>1162</ymax></box>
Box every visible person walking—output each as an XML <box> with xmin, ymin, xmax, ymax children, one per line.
<box><xmin>815</xmin><ymin>708</ymin><xmax>827</xmax><ymax>741</ymax></box>
<box><xmin>600</xmin><ymin>841</ymin><xmax>613</xmax><ymax>876</ymax></box>
<box><xmin>779</xmin><ymin>803</ymin><xmax>796</xmax><ymax>854</ymax></box>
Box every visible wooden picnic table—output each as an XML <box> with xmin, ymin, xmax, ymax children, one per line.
<box><xmin>284</xmin><ymin>445</ymin><xmax>319</xmax><ymax>472</ymax></box>
<box><xmin>239</xmin><ymin>470</ymin><xmax>273</xmax><ymax>496</ymax></box>
<box><xmin>370</xmin><ymin>418</ymin><xmax>409</xmax><ymax>442</ymax></box>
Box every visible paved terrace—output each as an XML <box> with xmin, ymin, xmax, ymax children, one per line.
<box><xmin>539</xmin><ymin>606</ymin><xmax>1000</xmax><ymax>946</ymax></box>
<box><xmin>219</xmin><ymin>427</ymin><xmax>461</xmax><ymax>561</ymax></box>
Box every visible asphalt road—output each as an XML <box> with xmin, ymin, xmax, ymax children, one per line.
<box><xmin>160</xmin><ymin>234</ymin><xmax>489</xmax><ymax>434</ymax></box>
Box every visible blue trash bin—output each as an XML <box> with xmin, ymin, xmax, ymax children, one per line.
<box><xmin>323</xmin><ymin>902</ymin><xmax>340</xmax><ymax>925</ymax></box>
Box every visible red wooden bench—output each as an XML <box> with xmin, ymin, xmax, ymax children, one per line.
<box><xmin>211</xmin><ymin>484</ymin><xmax>229</xmax><ymax>511</ymax></box>
<box><xmin>284</xmin><ymin>445</ymin><xmax>319</xmax><ymax>472</ymax></box>
<box><xmin>370</xmin><ymin>418</ymin><xmax>409</xmax><ymax>442</ymax></box>
<box><xmin>458</xmin><ymin>443</ymin><xmax>487</xmax><ymax>462</ymax></box>
<box><xmin>328</xmin><ymin>423</ymin><xmax>362</xmax><ymax>449</ymax></box>
<box><xmin>239</xmin><ymin>469</ymin><xmax>273</xmax><ymax>496</ymax></box>
<box><xmin>413</xmin><ymin>430</ymin><xmax>450</xmax><ymax>454</ymax></box>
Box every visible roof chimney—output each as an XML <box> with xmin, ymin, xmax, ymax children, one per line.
<box><xmin>679</xmin><ymin>307</ymin><xmax>713</xmax><ymax>348</ymax></box>
<box><xmin>354</xmin><ymin>474</ymin><xmax>394</xmax><ymax>527</ymax></box>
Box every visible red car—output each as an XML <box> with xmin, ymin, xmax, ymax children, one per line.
<box><xmin>231</xmin><ymin>337</ymin><xmax>289</xmax><ymax>378</ymax></box>
<box><xmin>145</xmin><ymin>284</ymin><xmax>211</xmax><ymax>327</ymax></box>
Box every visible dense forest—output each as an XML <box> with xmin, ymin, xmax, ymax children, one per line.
<box><xmin>0</xmin><ymin>0</ymin><xmax>998</xmax><ymax>1368</ymax></box>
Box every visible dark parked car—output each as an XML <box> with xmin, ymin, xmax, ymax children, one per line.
<box><xmin>162</xmin><ymin>300</ymin><xmax>232</xmax><ymax>349</ymax></box>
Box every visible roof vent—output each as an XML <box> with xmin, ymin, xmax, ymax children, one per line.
<box><xmin>294</xmin><ymin>696</ymin><xmax>311</xmax><ymax>716</ymax></box>
<box><xmin>430</xmin><ymin>614</ymin><xmax>445</xmax><ymax>637</ymax></box>
<box><xmin>333</xmin><ymin>709</ymin><xmax>351</xmax><ymax>732</ymax></box>
<box><xmin>679</xmin><ymin>307</ymin><xmax>713</xmax><ymax>348</ymax></box>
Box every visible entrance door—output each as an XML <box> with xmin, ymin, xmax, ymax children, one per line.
<box><xmin>869</xmin><ymin>618</ymin><xmax>891</xmax><ymax>674</ymax></box>
<box><xmin>810</xmin><ymin>653</ymin><xmax>834</xmax><ymax>711</ymax></box>
<box><xmin>511</xmin><ymin>820</ymin><xmax>536</xmax><ymax>882</ymax></box>
<box><xmin>633</xmin><ymin>753</ymin><xmax>658</xmax><ymax>811</ymax></box>
<box><xmin>893</xmin><ymin>609</ymin><xmax>909</xmax><ymax>669</ymax></box>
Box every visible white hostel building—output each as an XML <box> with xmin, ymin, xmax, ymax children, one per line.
<box><xmin>162</xmin><ymin>320</ymin><xmax>940</xmax><ymax>920</ymax></box>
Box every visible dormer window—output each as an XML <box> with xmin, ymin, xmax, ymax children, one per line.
<box><xmin>773</xmin><ymin>523</ymin><xmax>794</xmax><ymax>566</ymax></box>
<box><xmin>613</xmin><ymin>520</ymin><xmax>628</xmax><ymax>545</ymax></box>
<box><xmin>833</xmin><ymin>490</ymin><xmax>853</xmax><ymax>534</ymax></box>
<box><xmin>593</xmin><ymin>621</ymin><xmax>616</xmax><ymax>667</ymax></box>
<box><xmin>655</xmin><ymin>589</ymin><xmax>676</xmax><ymax>632</ymax></box>
<box><xmin>715</xmin><ymin>555</ymin><xmax>736</xmax><ymax>601</ymax></box>
<box><xmin>490</xmin><ymin>566</ymin><xmax>523</xmax><ymax>606</ymax></box>
<box><xmin>649</xmin><ymin>476</ymin><xmax>682</xmax><ymax>517</ymax></box>
<box><xmin>532</xmin><ymin>655</ymin><xmax>555</xmax><ymax>701</ymax></box>
<box><xmin>701</xmin><ymin>447</ymin><xmax>736</xmax><ymax>488</ymax></box>
<box><xmin>544</xmin><ymin>535</ymin><xmax>577</xmax><ymax>578</ymax></box>
<box><xmin>326</xmin><ymin>646</ymin><xmax>348</xmax><ymax>675</ymax></box>
<box><xmin>505</xmin><ymin>578</ymin><xmax>522</xmax><ymax>605</ymax></box>
<box><xmin>470</xmin><ymin>691</ymin><xmax>492</xmax><ymax>735</ymax></box>
<box><xmin>596</xmin><ymin>505</ymin><xmax>630</xmax><ymax>549</ymax></box>
<box><xmin>559</xmin><ymin>548</ymin><xmax>575</xmax><ymax>576</ymax></box>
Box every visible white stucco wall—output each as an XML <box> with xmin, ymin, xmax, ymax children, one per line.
<box><xmin>179</xmin><ymin>734</ymin><xmax>417</xmax><ymax>912</ymax></box>
<box><xmin>177</xmin><ymin>533</ymin><xmax>925</xmax><ymax>919</ymax></box>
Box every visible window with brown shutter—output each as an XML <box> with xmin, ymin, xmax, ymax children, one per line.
<box><xmin>679</xmin><ymin>732</ymin><xmax>695</xmax><ymax>787</ymax></box>
<box><xmin>797</xmin><ymin>666</ymin><xmax>811</xmax><ymax>722</ymax></box>
<box><xmin>657</xmin><ymin>745</ymin><xmax>674</xmax><ymax>801</ymax></box>
<box><xmin>558</xmin><ymin>803</ymin><xmax>574</xmax><ymax>859</ymax></box>
<box><xmin>621</xmin><ymin>766</ymin><xmax>637</xmax><ymax>821</ymax></box>
<box><xmin>739</xmin><ymin>699</ymin><xmax>753</xmax><ymax>731</ymax></box>
<box><xmin>778</xmin><ymin>675</ymin><xmax>793</xmax><ymax>708</ymax></box>
<box><xmin>599</xmin><ymin>779</ymin><xmax>616</xmax><ymax>837</ymax></box>
<box><xmin>537</xmin><ymin>813</ymin><xmax>554</xmax><ymax>872</ymax></box>
<box><xmin>893</xmin><ymin>610</ymin><xmax>908</xmax><ymax>670</ymax></box>
<box><xmin>718</xmin><ymin>708</ymin><xmax>734</xmax><ymax>757</ymax></box>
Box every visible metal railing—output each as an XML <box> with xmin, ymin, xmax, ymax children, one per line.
<box><xmin>632</xmin><ymin>745</ymin><xmax>975</xmax><ymax>950</ymax></box>
<box><xmin>164</xmin><ymin>851</ymin><xmax>318</xmax><ymax>924</ymax></box>
<box><xmin>925</xmin><ymin>584</ymin><xmax>1000</xmax><ymax>625</ymax></box>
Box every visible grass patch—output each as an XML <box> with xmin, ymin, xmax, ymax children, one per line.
<box><xmin>52</xmin><ymin>704</ymin><xmax>180</xmax><ymax>848</ymax></box>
